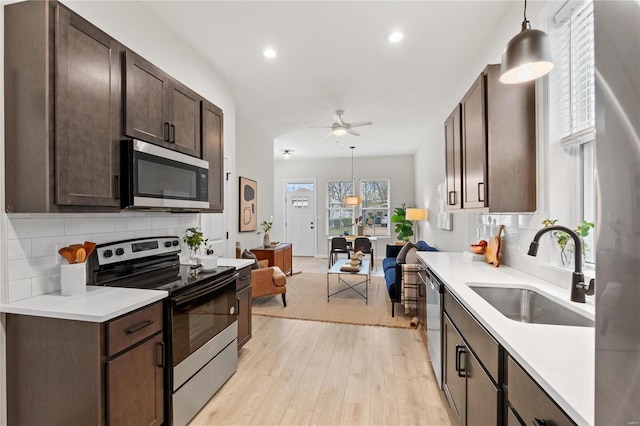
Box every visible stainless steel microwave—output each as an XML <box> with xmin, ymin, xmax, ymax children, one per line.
<box><xmin>121</xmin><ymin>139</ymin><xmax>209</xmax><ymax>210</ymax></box>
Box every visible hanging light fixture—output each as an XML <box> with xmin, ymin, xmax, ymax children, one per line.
<box><xmin>500</xmin><ymin>0</ymin><xmax>553</xmax><ymax>84</ymax></box>
<box><xmin>344</xmin><ymin>146</ymin><xmax>361</xmax><ymax>206</ymax></box>
<box><xmin>282</xmin><ymin>150</ymin><xmax>292</xmax><ymax>159</ymax></box>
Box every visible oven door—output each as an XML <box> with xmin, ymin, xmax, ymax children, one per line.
<box><xmin>171</xmin><ymin>272</ymin><xmax>238</xmax><ymax>390</ymax></box>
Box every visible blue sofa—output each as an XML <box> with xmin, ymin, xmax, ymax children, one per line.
<box><xmin>383</xmin><ymin>240</ymin><xmax>438</xmax><ymax>316</ymax></box>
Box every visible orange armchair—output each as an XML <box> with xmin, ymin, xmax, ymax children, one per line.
<box><xmin>251</xmin><ymin>260</ymin><xmax>287</xmax><ymax>306</ymax></box>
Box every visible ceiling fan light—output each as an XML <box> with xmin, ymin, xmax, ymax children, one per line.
<box><xmin>283</xmin><ymin>150</ymin><xmax>291</xmax><ymax>159</ymax></box>
<box><xmin>344</xmin><ymin>196</ymin><xmax>361</xmax><ymax>206</ymax></box>
<box><xmin>500</xmin><ymin>28</ymin><xmax>553</xmax><ymax>84</ymax></box>
<box><xmin>332</xmin><ymin>127</ymin><xmax>348</xmax><ymax>137</ymax></box>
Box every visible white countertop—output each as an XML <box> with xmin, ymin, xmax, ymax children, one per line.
<box><xmin>418</xmin><ymin>252</ymin><xmax>594</xmax><ymax>426</ymax></box>
<box><xmin>218</xmin><ymin>258</ymin><xmax>254</xmax><ymax>269</ymax></box>
<box><xmin>0</xmin><ymin>286</ymin><xmax>167</xmax><ymax>322</ymax></box>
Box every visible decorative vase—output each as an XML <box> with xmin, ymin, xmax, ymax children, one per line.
<box><xmin>263</xmin><ymin>233</ymin><xmax>270</xmax><ymax>248</ymax></box>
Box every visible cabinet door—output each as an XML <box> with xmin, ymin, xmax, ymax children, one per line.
<box><xmin>443</xmin><ymin>314</ymin><xmax>465</xmax><ymax>425</ymax></box>
<box><xmin>282</xmin><ymin>244</ymin><xmax>293</xmax><ymax>275</ymax></box>
<box><xmin>124</xmin><ymin>51</ymin><xmax>172</xmax><ymax>146</ymax></box>
<box><xmin>466</xmin><ymin>347</ymin><xmax>500</xmax><ymax>425</ymax></box>
<box><xmin>445</xmin><ymin>104</ymin><xmax>462</xmax><ymax>210</ymax></box>
<box><xmin>461</xmin><ymin>73</ymin><xmax>487</xmax><ymax>210</ymax></box>
<box><xmin>273</xmin><ymin>248</ymin><xmax>285</xmax><ymax>271</ymax></box>
<box><xmin>170</xmin><ymin>80</ymin><xmax>201</xmax><ymax>157</ymax></box>
<box><xmin>107</xmin><ymin>333</ymin><xmax>164</xmax><ymax>426</ymax></box>
<box><xmin>237</xmin><ymin>285</ymin><xmax>252</xmax><ymax>349</ymax></box>
<box><xmin>202</xmin><ymin>99</ymin><xmax>224</xmax><ymax>212</ymax></box>
<box><xmin>55</xmin><ymin>6</ymin><xmax>121</xmax><ymax>207</ymax></box>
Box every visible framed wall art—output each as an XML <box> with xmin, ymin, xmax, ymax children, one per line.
<box><xmin>239</xmin><ymin>176</ymin><xmax>258</xmax><ymax>232</ymax></box>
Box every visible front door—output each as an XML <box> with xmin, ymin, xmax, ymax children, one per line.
<box><xmin>285</xmin><ymin>182</ymin><xmax>316</xmax><ymax>257</ymax></box>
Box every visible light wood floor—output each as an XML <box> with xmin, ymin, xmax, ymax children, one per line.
<box><xmin>189</xmin><ymin>258</ymin><xmax>451</xmax><ymax>426</ymax></box>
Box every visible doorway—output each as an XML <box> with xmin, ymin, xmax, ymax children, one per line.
<box><xmin>285</xmin><ymin>180</ymin><xmax>316</xmax><ymax>257</ymax></box>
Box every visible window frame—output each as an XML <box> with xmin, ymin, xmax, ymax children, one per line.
<box><xmin>539</xmin><ymin>0</ymin><xmax>596</xmax><ymax>267</ymax></box>
<box><xmin>359</xmin><ymin>178</ymin><xmax>391</xmax><ymax>237</ymax></box>
<box><xmin>326</xmin><ymin>179</ymin><xmax>356</xmax><ymax>236</ymax></box>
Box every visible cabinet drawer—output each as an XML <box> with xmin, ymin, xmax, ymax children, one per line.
<box><xmin>237</xmin><ymin>266</ymin><xmax>252</xmax><ymax>291</ymax></box>
<box><xmin>107</xmin><ymin>302</ymin><xmax>163</xmax><ymax>356</ymax></box>
<box><xmin>444</xmin><ymin>289</ymin><xmax>500</xmax><ymax>381</ymax></box>
<box><xmin>507</xmin><ymin>356</ymin><xmax>575</xmax><ymax>426</ymax></box>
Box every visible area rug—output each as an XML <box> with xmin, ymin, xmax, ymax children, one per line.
<box><xmin>251</xmin><ymin>271</ymin><xmax>415</xmax><ymax>329</ymax></box>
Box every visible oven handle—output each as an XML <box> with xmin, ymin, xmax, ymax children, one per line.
<box><xmin>173</xmin><ymin>272</ymin><xmax>238</xmax><ymax>306</ymax></box>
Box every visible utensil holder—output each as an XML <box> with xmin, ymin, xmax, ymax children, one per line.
<box><xmin>60</xmin><ymin>263</ymin><xmax>87</xmax><ymax>296</ymax></box>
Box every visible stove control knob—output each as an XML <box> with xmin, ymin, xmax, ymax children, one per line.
<box><xmin>172</xmin><ymin>240</ymin><xmax>180</xmax><ymax>246</ymax></box>
<box><xmin>103</xmin><ymin>249</ymin><xmax>113</xmax><ymax>258</ymax></box>
<box><xmin>164</xmin><ymin>241</ymin><xmax>172</xmax><ymax>248</ymax></box>
<box><xmin>115</xmin><ymin>248</ymin><xmax>125</xmax><ymax>256</ymax></box>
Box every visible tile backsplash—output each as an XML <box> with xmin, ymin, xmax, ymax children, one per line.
<box><xmin>5</xmin><ymin>212</ymin><xmax>199</xmax><ymax>303</ymax></box>
<box><xmin>475</xmin><ymin>213</ymin><xmax>592</xmax><ymax>294</ymax></box>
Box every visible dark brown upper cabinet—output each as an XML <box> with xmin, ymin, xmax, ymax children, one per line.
<box><xmin>445</xmin><ymin>105</ymin><xmax>462</xmax><ymax>210</ymax></box>
<box><xmin>4</xmin><ymin>1</ymin><xmax>122</xmax><ymax>213</ymax></box>
<box><xmin>124</xmin><ymin>51</ymin><xmax>202</xmax><ymax>158</ymax></box>
<box><xmin>201</xmin><ymin>99</ymin><xmax>225</xmax><ymax>212</ymax></box>
<box><xmin>445</xmin><ymin>64</ymin><xmax>536</xmax><ymax>213</ymax></box>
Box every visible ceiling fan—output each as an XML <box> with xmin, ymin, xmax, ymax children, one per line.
<box><xmin>311</xmin><ymin>110</ymin><xmax>373</xmax><ymax>137</ymax></box>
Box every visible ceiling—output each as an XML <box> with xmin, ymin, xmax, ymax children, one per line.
<box><xmin>145</xmin><ymin>1</ymin><xmax>516</xmax><ymax>160</ymax></box>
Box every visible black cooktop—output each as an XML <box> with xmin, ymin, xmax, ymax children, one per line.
<box><xmin>88</xmin><ymin>236</ymin><xmax>236</xmax><ymax>296</ymax></box>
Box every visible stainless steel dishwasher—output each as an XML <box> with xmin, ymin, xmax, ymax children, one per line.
<box><xmin>426</xmin><ymin>268</ymin><xmax>444</xmax><ymax>388</ymax></box>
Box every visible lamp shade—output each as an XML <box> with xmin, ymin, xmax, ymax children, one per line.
<box><xmin>344</xmin><ymin>196</ymin><xmax>361</xmax><ymax>206</ymax></box>
<box><xmin>406</xmin><ymin>208</ymin><xmax>426</xmax><ymax>221</ymax></box>
<box><xmin>500</xmin><ymin>28</ymin><xmax>553</xmax><ymax>84</ymax></box>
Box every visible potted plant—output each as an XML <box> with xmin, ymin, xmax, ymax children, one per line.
<box><xmin>391</xmin><ymin>203</ymin><xmax>413</xmax><ymax>242</ymax></box>
<box><xmin>257</xmin><ymin>220</ymin><xmax>273</xmax><ymax>248</ymax></box>
<box><xmin>542</xmin><ymin>219</ymin><xmax>595</xmax><ymax>265</ymax></box>
<box><xmin>183</xmin><ymin>227</ymin><xmax>210</xmax><ymax>263</ymax></box>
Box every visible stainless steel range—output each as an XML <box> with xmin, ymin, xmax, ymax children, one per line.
<box><xmin>88</xmin><ymin>236</ymin><xmax>239</xmax><ymax>426</ymax></box>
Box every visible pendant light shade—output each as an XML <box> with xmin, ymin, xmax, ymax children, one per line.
<box><xmin>344</xmin><ymin>195</ymin><xmax>361</xmax><ymax>206</ymax></box>
<box><xmin>344</xmin><ymin>146</ymin><xmax>361</xmax><ymax>206</ymax></box>
<box><xmin>500</xmin><ymin>0</ymin><xmax>553</xmax><ymax>84</ymax></box>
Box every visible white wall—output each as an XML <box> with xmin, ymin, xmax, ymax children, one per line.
<box><xmin>235</xmin><ymin>113</ymin><xmax>275</xmax><ymax>254</ymax></box>
<box><xmin>273</xmin><ymin>154</ymin><xmax>415</xmax><ymax>258</ymax></box>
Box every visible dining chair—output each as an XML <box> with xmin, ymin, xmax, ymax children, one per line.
<box><xmin>354</xmin><ymin>237</ymin><xmax>374</xmax><ymax>270</ymax></box>
<box><xmin>329</xmin><ymin>237</ymin><xmax>350</xmax><ymax>267</ymax></box>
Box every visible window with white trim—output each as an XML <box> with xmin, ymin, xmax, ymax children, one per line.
<box><xmin>326</xmin><ymin>180</ymin><xmax>355</xmax><ymax>236</ymax></box>
<box><xmin>547</xmin><ymin>0</ymin><xmax>596</xmax><ymax>264</ymax></box>
<box><xmin>360</xmin><ymin>179</ymin><xmax>390</xmax><ymax>237</ymax></box>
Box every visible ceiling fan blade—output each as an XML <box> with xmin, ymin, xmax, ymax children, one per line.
<box><xmin>308</xmin><ymin>125</ymin><xmax>332</xmax><ymax>129</ymax></box>
<box><xmin>325</xmin><ymin>131</ymin><xmax>334</xmax><ymax>137</ymax></box>
<box><xmin>347</xmin><ymin>121</ymin><xmax>373</xmax><ymax>128</ymax></box>
<box><xmin>334</xmin><ymin>110</ymin><xmax>345</xmax><ymax>126</ymax></box>
<box><xmin>347</xmin><ymin>129</ymin><xmax>360</xmax><ymax>136</ymax></box>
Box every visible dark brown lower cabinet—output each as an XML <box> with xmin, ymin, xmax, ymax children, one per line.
<box><xmin>506</xmin><ymin>356</ymin><xmax>575</xmax><ymax>426</ymax></box>
<box><xmin>236</xmin><ymin>265</ymin><xmax>252</xmax><ymax>349</ymax></box>
<box><xmin>107</xmin><ymin>333</ymin><xmax>164</xmax><ymax>426</ymax></box>
<box><xmin>443</xmin><ymin>314</ymin><xmax>500</xmax><ymax>426</ymax></box>
<box><xmin>6</xmin><ymin>302</ymin><xmax>165</xmax><ymax>425</ymax></box>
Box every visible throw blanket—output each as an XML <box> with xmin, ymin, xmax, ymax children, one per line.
<box><xmin>401</xmin><ymin>264</ymin><xmax>421</xmax><ymax>313</ymax></box>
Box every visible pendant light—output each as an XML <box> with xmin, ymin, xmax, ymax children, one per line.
<box><xmin>344</xmin><ymin>146</ymin><xmax>361</xmax><ymax>206</ymax></box>
<box><xmin>500</xmin><ymin>0</ymin><xmax>553</xmax><ymax>84</ymax></box>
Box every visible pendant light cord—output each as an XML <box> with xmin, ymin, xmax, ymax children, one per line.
<box><xmin>521</xmin><ymin>0</ymin><xmax>531</xmax><ymax>31</ymax></box>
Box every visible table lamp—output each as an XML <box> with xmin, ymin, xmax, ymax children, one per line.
<box><xmin>406</xmin><ymin>208</ymin><xmax>427</xmax><ymax>242</ymax></box>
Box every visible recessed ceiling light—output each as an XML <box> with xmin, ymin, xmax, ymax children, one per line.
<box><xmin>263</xmin><ymin>48</ymin><xmax>277</xmax><ymax>59</ymax></box>
<box><xmin>388</xmin><ymin>31</ymin><xmax>404</xmax><ymax>43</ymax></box>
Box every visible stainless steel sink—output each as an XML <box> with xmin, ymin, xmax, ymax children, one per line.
<box><xmin>469</xmin><ymin>286</ymin><xmax>595</xmax><ymax>327</ymax></box>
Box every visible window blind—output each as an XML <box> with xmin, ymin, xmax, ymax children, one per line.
<box><xmin>551</xmin><ymin>0</ymin><xmax>595</xmax><ymax>144</ymax></box>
